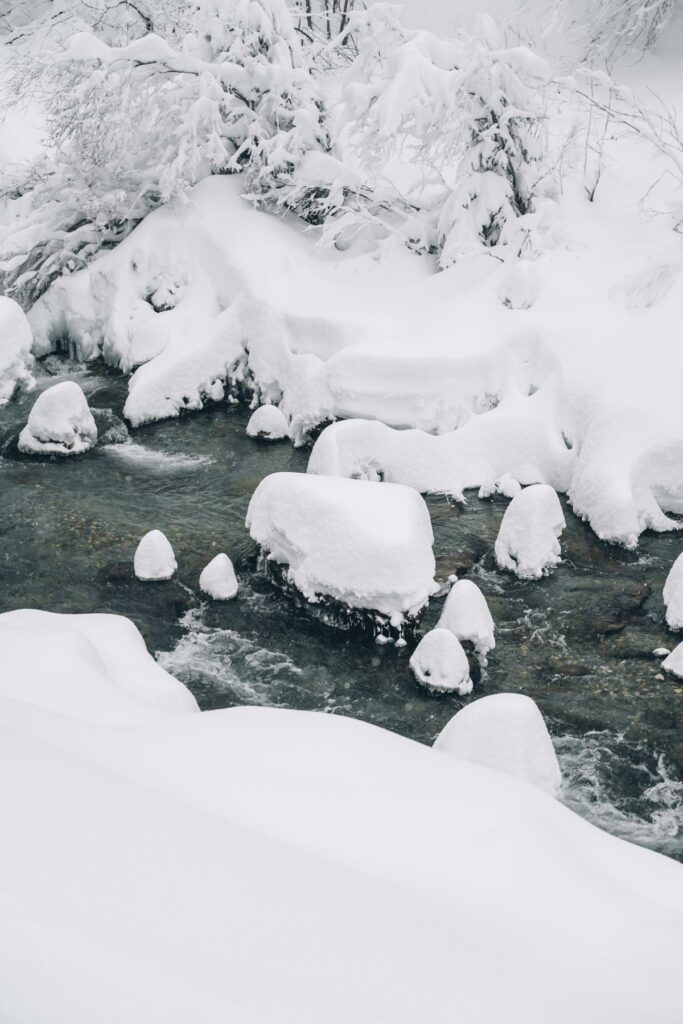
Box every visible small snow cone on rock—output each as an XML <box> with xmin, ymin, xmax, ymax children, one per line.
<box><xmin>663</xmin><ymin>552</ymin><xmax>683</xmax><ymax>630</ymax></box>
<box><xmin>495</xmin><ymin>483</ymin><xmax>565</xmax><ymax>579</ymax></box>
<box><xmin>437</xmin><ymin>579</ymin><xmax>495</xmax><ymax>664</ymax></box>
<box><xmin>662</xmin><ymin>643</ymin><xmax>683</xmax><ymax>679</ymax></box>
<box><xmin>200</xmin><ymin>553</ymin><xmax>238</xmax><ymax>600</ymax></box>
<box><xmin>134</xmin><ymin>530</ymin><xmax>177</xmax><ymax>581</ymax></box>
<box><xmin>18</xmin><ymin>381</ymin><xmax>97</xmax><ymax>456</ymax></box>
<box><xmin>246</xmin><ymin>405</ymin><xmax>288</xmax><ymax>441</ymax></box>
<box><xmin>409</xmin><ymin>629</ymin><xmax>473</xmax><ymax>695</ymax></box>
<box><xmin>434</xmin><ymin>693</ymin><xmax>562</xmax><ymax>797</ymax></box>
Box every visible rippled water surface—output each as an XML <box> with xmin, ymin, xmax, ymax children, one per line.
<box><xmin>2</xmin><ymin>360</ymin><xmax>683</xmax><ymax>860</ymax></box>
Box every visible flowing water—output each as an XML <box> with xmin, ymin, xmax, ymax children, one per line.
<box><xmin>2</xmin><ymin>359</ymin><xmax>683</xmax><ymax>860</ymax></box>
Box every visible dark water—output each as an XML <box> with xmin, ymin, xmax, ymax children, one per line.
<box><xmin>2</xmin><ymin>360</ymin><xmax>683</xmax><ymax>860</ymax></box>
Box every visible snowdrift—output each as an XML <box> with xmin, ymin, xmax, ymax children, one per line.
<box><xmin>1</xmin><ymin>609</ymin><xmax>683</xmax><ymax>1023</ymax></box>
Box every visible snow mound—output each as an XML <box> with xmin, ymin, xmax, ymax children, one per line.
<box><xmin>246</xmin><ymin>472</ymin><xmax>438</xmax><ymax>626</ymax></box>
<box><xmin>247</xmin><ymin>404</ymin><xmax>288</xmax><ymax>440</ymax></box>
<box><xmin>307</xmin><ymin>388</ymin><xmax>574</xmax><ymax>500</ymax></box>
<box><xmin>0</xmin><ymin>296</ymin><xmax>35</xmax><ymax>404</ymax></box>
<box><xmin>434</xmin><ymin>693</ymin><xmax>562</xmax><ymax>797</ymax></box>
<box><xmin>409</xmin><ymin>628</ymin><xmax>473</xmax><ymax>694</ymax></box>
<box><xmin>497</xmin><ymin>261</ymin><xmax>540</xmax><ymax>310</ymax></box>
<box><xmin>662</xmin><ymin>643</ymin><xmax>683</xmax><ymax>679</ymax></box>
<box><xmin>1</xmin><ymin>613</ymin><xmax>682</xmax><ymax>1022</ymax></box>
<box><xmin>134</xmin><ymin>529</ymin><xmax>177</xmax><ymax>581</ymax></box>
<box><xmin>17</xmin><ymin>381</ymin><xmax>97</xmax><ymax>456</ymax></box>
<box><xmin>437</xmin><ymin>579</ymin><xmax>495</xmax><ymax>663</ymax></box>
<box><xmin>0</xmin><ymin>609</ymin><xmax>197</xmax><ymax>726</ymax></box>
<box><xmin>663</xmin><ymin>552</ymin><xmax>683</xmax><ymax>631</ymax></box>
<box><xmin>199</xmin><ymin>553</ymin><xmax>238</xmax><ymax>600</ymax></box>
<box><xmin>495</xmin><ymin>483</ymin><xmax>566</xmax><ymax>579</ymax></box>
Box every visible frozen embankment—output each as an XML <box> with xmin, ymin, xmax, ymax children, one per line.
<box><xmin>1</xmin><ymin>608</ymin><xmax>683</xmax><ymax>1023</ymax></box>
<box><xmin>246</xmin><ymin>471</ymin><xmax>438</xmax><ymax>636</ymax></box>
<box><xmin>25</xmin><ymin>175</ymin><xmax>683</xmax><ymax>548</ymax></box>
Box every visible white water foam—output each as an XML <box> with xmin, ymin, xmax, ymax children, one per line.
<box><xmin>104</xmin><ymin>441</ymin><xmax>214</xmax><ymax>470</ymax></box>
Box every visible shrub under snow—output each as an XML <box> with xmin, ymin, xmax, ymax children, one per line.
<box><xmin>17</xmin><ymin>380</ymin><xmax>97</xmax><ymax>456</ymax></box>
<box><xmin>434</xmin><ymin>693</ymin><xmax>562</xmax><ymax>797</ymax></box>
<box><xmin>495</xmin><ymin>483</ymin><xmax>566</xmax><ymax>579</ymax></box>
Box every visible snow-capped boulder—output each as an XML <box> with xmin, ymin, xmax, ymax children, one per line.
<box><xmin>0</xmin><ymin>609</ymin><xmax>197</xmax><ymax>725</ymax></box>
<box><xmin>409</xmin><ymin>629</ymin><xmax>473</xmax><ymax>695</ymax></box>
<box><xmin>495</xmin><ymin>483</ymin><xmax>565</xmax><ymax>579</ymax></box>
<box><xmin>246</xmin><ymin>472</ymin><xmax>438</xmax><ymax>630</ymax></box>
<box><xmin>663</xmin><ymin>552</ymin><xmax>683</xmax><ymax>630</ymax></box>
<box><xmin>434</xmin><ymin>693</ymin><xmax>562</xmax><ymax>797</ymax></box>
<box><xmin>134</xmin><ymin>529</ymin><xmax>177</xmax><ymax>581</ymax></box>
<box><xmin>0</xmin><ymin>295</ymin><xmax>34</xmax><ymax>404</ymax></box>
<box><xmin>247</xmin><ymin>404</ymin><xmax>288</xmax><ymax>440</ymax></box>
<box><xmin>17</xmin><ymin>381</ymin><xmax>97</xmax><ymax>456</ymax></box>
<box><xmin>437</xmin><ymin>579</ymin><xmax>495</xmax><ymax>663</ymax></box>
<box><xmin>662</xmin><ymin>643</ymin><xmax>683</xmax><ymax>679</ymax></box>
<box><xmin>200</xmin><ymin>553</ymin><xmax>238</xmax><ymax>600</ymax></box>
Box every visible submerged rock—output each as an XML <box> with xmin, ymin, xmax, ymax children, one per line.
<box><xmin>18</xmin><ymin>381</ymin><xmax>97</xmax><ymax>456</ymax></box>
<box><xmin>134</xmin><ymin>530</ymin><xmax>177</xmax><ymax>581</ymax></box>
<box><xmin>246</xmin><ymin>404</ymin><xmax>288</xmax><ymax>441</ymax></box>
<box><xmin>495</xmin><ymin>484</ymin><xmax>565</xmax><ymax>579</ymax></box>
<box><xmin>199</xmin><ymin>553</ymin><xmax>238</xmax><ymax>600</ymax></box>
<box><xmin>434</xmin><ymin>693</ymin><xmax>562</xmax><ymax>797</ymax></box>
<box><xmin>91</xmin><ymin>407</ymin><xmax>129</xmax><ymax>446</ymax></box>
<box><xmin>409</xmin><ymin>629</ymin><xmax>473</xmax><ymax>695</ymax></box>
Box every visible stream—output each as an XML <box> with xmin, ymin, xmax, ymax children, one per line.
<box><xmin>2</xmin><ymin>358</ymin><xmax>683</xmax><ymax>860</ymax></box>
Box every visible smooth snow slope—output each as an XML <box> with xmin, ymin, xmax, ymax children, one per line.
<box><xmin>1</xmin><ymin>610</ymin><xmax>683</xmax><ymax>1024</ymax></box>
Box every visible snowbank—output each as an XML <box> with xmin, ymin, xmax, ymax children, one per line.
<box><xmin>1</xmin><ymin>611</ymin><xmax>682</xmax><ymax>1024</ymax></box>
<box><xmin>0</xmin><ymin>296</ymin><xmax>34</xmax><ymax>404</ymax></box>
<box><xmin>409</xmin><ymin>628</ymin><xmax>473</xmax><ymax>694</ymax></box>
<box><xmin>246</xmin><ymin>472</ymin><xmax>438</xmax><ymax>627</ymax></box>
<box><xmin>663</xmin><ymin>552</ymin><xmax>683</xmax><ymax>630</ymax></box>
<box><xmin>134</xmin><ymin>529</ymin><xmax>177</xmax><ymax>581</ymax></box>
<box><xmin>434</xmin><ymin>693</ymin><xmax>562</xmax><ymax>797</ymax></box>
<box><xmin>437</xmin><ymin>578</ymin><xmax>495</xmax><ymax>662</ymax></box>
<box><xmin>247</xmin><ymin>404</ymin><xmax>288</xmax><ymax>440</ymax></box>
<box><xmin>17</xmin><ymin>380</ymin><xmax>96</xmax><ymax>456</ymax></box>
<box><xmin>0</xmin><ymin>609</ymin><xmax>197</xmax><ymax>725</ymax></box>
<box><xmin>495</xmin><ymin>483</ymin><xmax>566</xmax><ymax>578</ymax></box>
<box><xmin>200</xmin><ymin>553</ymin><xmax>238</xmax><ymax>600</ymax></box>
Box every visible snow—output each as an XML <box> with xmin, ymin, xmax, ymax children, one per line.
<box><xmin>663</xmin><ymin>552</ymin><xmax>683</xmax><ymax>630</ymax></box>
<box><xmin>437</xmin><ymin>578</ymin><xmax>495</xmax><ymax>662</ymax></box>
<box><xmin>0</xmin><ymin>296</ymin><xmax>34</xmax><ymax>404</ymax></box>
<box><xmin>246</xmin><ymin>403</ymin><xmax>288</xmax><ymax>440</ymax></box>
<box><xmin>246</xmin><ymin>472</ymin><xmax>438</xmax><ymax>625</ymax></box>
<box><xmin>662</xmin><ymin>643</ymin><xmax>683</xmax><ymax>680</ymax></box>
<box><xmin>1</xmin><ymin>611</ymin><xmax>683</xmax><ymax>1023</ymax></box>
<box><xmin>495</xmin><ymin>483</ymin><xmax>566</xmax><ymax>579</ymax></box>
<box><xmin>199</xmin><ymin>553</ymin><xmax>238</xmax><ymax>600</ymax></box>
<box><xmin>134</xmin><ymin>529</ymin><xmax>177</xmax><ymax>581</ymax></box>
<box><xmin>434</xmin><ymin>693</ymin><xmax>563</xmax><ymax>797</ymax></box>
<box><xmin>409</xmin><ymin>628</ymin><xmax>473</xmax><ymax>694</ymax></box>
<box><xmin>17</xmin><ymin>380</ymin><xmax>97</xmax><ymax>455</ymax></box>
<box><xmin>0</xmin><ymin>609</ymin><xmax>197</xmax><ymax>725</ymax></box>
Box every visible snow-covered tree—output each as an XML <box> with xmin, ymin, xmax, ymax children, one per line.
<box><xmin>546</xmin><ymin>0</ymin><xmax>675</xmax><ymax>61</ymax></box>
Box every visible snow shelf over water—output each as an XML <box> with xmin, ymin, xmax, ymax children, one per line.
<box><xmin>246</xmin><ymin>472</ymin><xmax>438</xmax><ymax>628</ymax></box>
<box><xmin>0</xmin><ymin>609</ymin><xmax>682</xmax><ymax>1023</ymax></box>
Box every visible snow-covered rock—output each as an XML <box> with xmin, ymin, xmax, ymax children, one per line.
<box><xmin>434</xmin><ymin>693</ymin><xmax>562</xmax><ymax>797</ymax></box>
<box><xmin>1</xmin><ymin>612</ymin><xmax>682</xmax><ymax>1023</ymax></box>
<box><xmin>0</xmin><ymin>609</ymin><xmax>197</xmax><ymax>725</ymax></box>
<box><xmin>409</xmin><ymin>628</ymin><xmax>472</xmax><ymax>694</ymax></box>
<box><xmin>246</xmin><ymin>472</ymin><xmax>438</xmax><ymax>628</ymax></box>
<box><xmin>134</xmin><ymin>529</ymin><xmax>177</xmax><ymax>581</ymax></box>
<box><xmin>663</xmin><ymin>552</ymin><xmax>683</xmax><ymax>630</ymax></box>
<box><xmin>0</xmin><ymin>296</ymin><xmax>35</xmax><ymax>404</ymax></box>
<box><xmin>437</xmin><ymin>579</ymin><xmax>495</xmax><ymax>663</ymax></box>
<box><xmin>17</xmin><ymin>381</ymin><xmax>97</xmax><ymax>456</ymax></box>
<box><xmin>497</xmin><ymin>260</ymin><xmax>540</xmax><ymax>310</ymax></box>
<box><xmin>199</xmin><ymin>553</ymin><xmax>238</xmax><ymax>600</ymax></box>
<box><xmin>495</xmin><ymin>483</ymin><xmax>566</xmax><ymax>579</ymax></box>
<box><xmin>662</xmin><ymin>643</ymin><xmax>683</xmax><ymax>679</ymax></box>
<box><xmin>247</xmin><ymin>404</ymin><xmax>288</xmax><ymax>440</ymax></box>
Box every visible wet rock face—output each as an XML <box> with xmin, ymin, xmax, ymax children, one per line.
<box><xmin>91</xmin><ymin>408</ymin><xmax>129</xmax><ymax>446</ymax></box>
